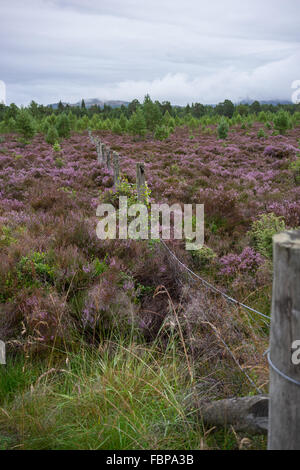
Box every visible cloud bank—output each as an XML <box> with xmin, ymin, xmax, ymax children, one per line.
<box><xmin>1</xmin><ymin>0</ymin><xmax>300</xmax><ymax>105</ymax></box>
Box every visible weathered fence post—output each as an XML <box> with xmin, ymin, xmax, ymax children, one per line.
<box><xmin>106</xmin><ymin>147</ymin><xmax>111</xmax><ymax>170</ymax></box>
<box><xmin>96</xmin><ymin>141</ymin><xmax>103</xmax><ymax>164</ymax></box>
<box><xmin>113</xmin><ymin>151</ymin><xmax>120</xmax><ymax>188</ymax></box>
<box><xmin>268</xmin><ymin>230</ymin><xmax>300</xmax><ymax>450</ymax></box>
<box><xmin>136</xmin><ymin>162</ymin><xmax>146</xmax><ymax>203</ymax></box>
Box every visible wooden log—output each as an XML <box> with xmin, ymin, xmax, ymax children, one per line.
<box><xmin>190</xmin><ymin>395</ymin><xmax>269</xmax><ymax>435</ymax></box>
<box><xmin>113</xmin><ymin>151</ymin><xmax>120</xmax><ymax>188</ymax></box>
<box><xmin>136</xmin><ymin>162</ymin><xmax>146</xmax><ymax>203</ymax></box>
<box><xmin>268</xmin><ymin>230</ymin><xmax>300</xmax><ymax>450</ymax></box>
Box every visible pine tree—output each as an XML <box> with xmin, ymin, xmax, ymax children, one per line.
<box><xmin>46</xmin><ymin>125</ymin><xmax>59</xmax><ymax>145</ymax></box>
<box><xmin>128</xmin><ymin>108</ymin><xmax>147</xmax><ymax>138</ymax></box>
<box><xmin>16</xmin><ymin>109</ymin><xmax>36</xmax><ymax>139</ymax></box>
<box><xmin>217</xmin><ymin>117</ymin><xmax>229</xmax><ymax>139</ymax></box>
<box><xmin>274</xmin><ymin>110</ymin><xmax>290</xmax><ymax>135</ymax></box>
<box><xmin>143</xmin><ymin>95</ymin><xmax>162</xmax><ymax>131</ymax></box>
<box><xmin>56</xmin><ymin>113</ymin><xmax>70</xmax><ymax>138</ymax></box>
<box><xmin>119</xmin><ymin>113</ymin><xmax>128</xmax><ymax>131</ymax></box>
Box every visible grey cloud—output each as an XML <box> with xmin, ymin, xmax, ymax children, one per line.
<box><xmin>1</xmin><ymin>0</ymin><xmax>300</xmax><ymax>105</ymax></box>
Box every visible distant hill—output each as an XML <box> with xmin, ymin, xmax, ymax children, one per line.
<box><xmin>49</xmin><ymin>98</ymin><xmax>129</xmax><ymax>109</ymax></box>
<box><xmin>239</xmin><ymin>99</ymin><xmax>293</xmax><ymax>106</ymax></box>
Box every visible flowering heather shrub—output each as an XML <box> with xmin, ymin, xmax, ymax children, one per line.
<box><xmin>0</xmin><ymin>288</ymin><xmax>72</xmax><ymax>350</ymax></box>
<box><xmin>263</xmin><ymin>144</ymin><xmax>297</xmax><ymax>159</ymax></box>
<box><xmin>0</xmin><ymin>122</ymin><xmax>300</xmax><ymax>350</ymax></box>
<box><xmin>219</xmin><ymin>247</ymin><xmax>264</xmax><ymax>277</ymax></box>
<box><xmin>267</xmin><ymin>201</ymin><xmax>300</xmax><ymax>228</ymax></box>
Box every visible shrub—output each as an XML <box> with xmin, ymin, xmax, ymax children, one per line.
<box><xmin>217</xmin><ymin>118</ymin><xmax>229</xmax><ymax>139</ymax></box>
<box><xmin>263</xmin><ymin>145</ymin><xmax>291</xmax><ymax>159</ymax></box>
<box><xmin>46</xmin><ymin>126</ymin><xmax>59</xmax><ymax>145</ymax></box>
<box><xmin>249</xmin><ymin>213</ymin><xmax>286</xmax><ymax>259</ymax></box>
<box><xmin>219</xmin><ymin>247</ymin><xmax>264</xmax><ymax>277</ymax></box>
<box><xmin>191</xmin><ymin>245</ymin><xmax>216</xmax><ymax>270</ymax></box>
<box><xmin>257</xmin><ymin>128</ymin><xmax>266</xmax><ymax>139</ymax></box>
<box><xmin>274</xmin><ymin>110</ymin><xmax>290</xmax><ymax>135</ymax></box>
<box><xmin>127</xmin><ymin>108</ymin><xmax>147</xmax><ymax>139</ymax></box>
<box><xmin>53</xmin><ymin>141</ymin><xmax>61</xmax><ymax>152</ymax></box>
<box><xmin>17</xmin><ymin>252</ymin><xmax>55</xmax><ymax>287</ymax></box>
<box><xmin>56</xmin><ymin>113</ymin><xmax>71</xmax><ymax>138</ymax></box>
<box><xmin>16</xmin><ymin>110</ymin><xmax>36</xmax><ymax>140</ymax></box>
<box><xmin>290</xmin><ymin>156</ymin><xmax>300</xmax><ymax>184</ymax></box>
<box><xmin>112</xmin><ymin>121</ymin><xmax>123</xmax><ymax>135</ymax></box>
<box><xmin>54</xmin><ymin>157</ymin><xmax>65</xmax><ymax>168</ymax></box>
<box><xmin>154</xmin><ymin>124</ymin><xmax>169</xmax><ymax>141</ymax></box>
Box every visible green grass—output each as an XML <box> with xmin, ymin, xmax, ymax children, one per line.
<box><xmin>0</xmin><ymin>335</ymin><xmax>267</xmax><ymax>450</ymax></box>
<box><xmin>0</xmin><ymin>337</ymin><xmax>210</xmax><ymax>450</ymax></box>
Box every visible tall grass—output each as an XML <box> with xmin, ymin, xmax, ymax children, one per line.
<box><xmin>0</xmin><ymin>334</ymin><xmax>202</xmax><ymax>450</ymax></box>
<box><xmin>0</xmin><ymin>333</ymin><xmax>266</xmax><ymax>450</ymax></box>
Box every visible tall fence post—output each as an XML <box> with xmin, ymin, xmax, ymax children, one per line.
<box><xmin>268</xmin><ymin>230</ymin><xmax>300</xmax><ymax>450</ymax></box>
<box><xmin>136</xmin><ymin>162</ymin><xmax>146</xmax><ymax>203</ymax></box>
<box><xmin>106</xmin><ymin>147</ymin><xmax>111</xmax><ymax>170</ymax></box>
<box><xmin>113</xmin><ymin>151</ymin><xmax>120</xmax><ymax>188</ymax></box>
<box><xmin>96</xmin><ymin>140</ymin><xmax>102</xmax><ymax>164</ymax></box>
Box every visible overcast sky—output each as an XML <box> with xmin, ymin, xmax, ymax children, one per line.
<box><xmin>1</xmin><ymin>0</ymin><xmax>300</xmax><ymax>106</ymax></box>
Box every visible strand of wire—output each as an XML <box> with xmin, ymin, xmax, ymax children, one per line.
<box><xmin>161</xmin><ymin>240</ymin><xmax>270</xmax><ymax>324</ymax></box>
<box><xmin>267</xmin><ymin>352</ymin><xmax>300</xmax><ymax>387</ymax></box>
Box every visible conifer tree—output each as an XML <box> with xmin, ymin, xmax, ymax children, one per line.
<box><xmin>16</xmin><ymin>109</ymin><xmax>36</xmax><ymax>139</ymax></box>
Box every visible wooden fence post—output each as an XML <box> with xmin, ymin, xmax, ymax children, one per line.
<box><xmin>106</xmin><ymin>147</ymin><xmax>111</xmax><ymax>170</ymax></box>
<box><xmin>113</xmin><ymin>151</ymin><xmax>120</xmax><ymax>188</ymax></box>
<box><xmin>136</xmin><ymin>162</ymin><xmax>146</xmax><ymax>203</ymax></box>
<box><xmin>96</xmin><ymin>141</ymin><xmax>102</xmax><ymax>164</ymax></box>
<box><xmin>268</xmin><ymin>230</ymin><xmax>300</xmax><ymax>450</ymax></box>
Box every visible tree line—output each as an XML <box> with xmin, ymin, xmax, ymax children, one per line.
<box><xmin>0</xmin><ymin>94</ymin><xmax>299</xmax><ymax>142</ymax></box>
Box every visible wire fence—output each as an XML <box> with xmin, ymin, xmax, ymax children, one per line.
<box><xmin>89</xmin><ymin>129</ymin><xmax>270</xmax><ymax>324</ymax></box>
<box><xmin>89</xmin><ymin>130</ymin><xmax>270</xmax><ymax>393</ymax></box>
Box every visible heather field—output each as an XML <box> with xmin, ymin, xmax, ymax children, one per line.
<box><xmin>0</xmin><ymin>121</ymin><xmax>300</xmax><ymax>450</ymax></box>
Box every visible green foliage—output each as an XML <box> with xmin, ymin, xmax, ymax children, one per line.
<box><xmin>46</xmin><ymin>126</ymin><xmax>59</xmax><ymax>145</ymax></box>
<box><xmin>216</xmin><ymin>99</ymin><xmax>235</xmax><ymax>118</ymax></box>
<box><xmin>143</xmin><ymin>94</ymin><xmax>162</xmax><ymax>131</ymax></box>
<box><xmin>257</xmin><ymin>128</ymin><xmax>266</xmax><ymax>139</ymax></box>
<box><xmin>274</xmin><ymin>110</ymin><xmax>290</xmax><ymax>135</ymax></box>
<box><xmin>7</xmin><ymin>117</ymin><xmax>16</xmax><ymax>132</ymax></box>
<box><xmin>52</xmin><ymin>141</ymin><xmax>61</xmax><ymax>152</ymax></box>
<box><xmin>290</xmin><ymin>155</ymin><xmax>300</xmax><ymax>184</ymax></box>
<box><xmin>0</xmin><ymin>342</ymin><xmax>211</xmax><ymax>450</ymax></box>
<box><xmin>154</xmin><ymin>124</ymin><xmax>169</xmax><ymax>141</ymax></box>
<box><xmin>16</xmin><ymin>109</ymin><xmax>36</xmax><ymax>139</ymax></box>
<box><xmin>119</xmin><ymin>114</ymin><xmax>128</xmax><ymax>132</ymax></box>
<box><xmin>111</xmin><ymin>120</ymin><xmax>123</xmax><ymax>135</ymax></box>
<box><xmin>127</xmin><ymin>108</ymin><xmax>147</xmax><ymax>138</ymax></box>
<box><xmin>93</xmin><ymin>256</ymin><xmax>108</xmax><ymax>276</ymax></box>
<box><xmin>54</xmin><ymin>157</ymin><xmax>65</xmax><ymax>168</ymax></box>
<box><xmin>17</xmin><ymin>251</ymin><xmax>55</xmax><ymax>287</ymax></box>
<box><xmin>217</xmin><ymin>117</ymin><xmax>229</xmax><ymax>139</ymax></box>
<box><xmin>249</xmin><ymin>213</ymin><xmax>286</xmax><ymax>259</ymax></box>
<box><xmin>258</xmin><ymin>111</ymin><xmax>267</xmax><ymax>123</ymax></box>
<box><xmin>0</xmin><ymin>225</ymin><xmax>17</xmax><ymax>247</ymax></box>
<box><xmin>191</xmin><ymin>245</ymin><xmax>216</xmax><ymax>270</ymax></box>
<box><xmin>56</xmin><ymin>113</ymin><xmax>71</xmax><ymax>138</ymax></box>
